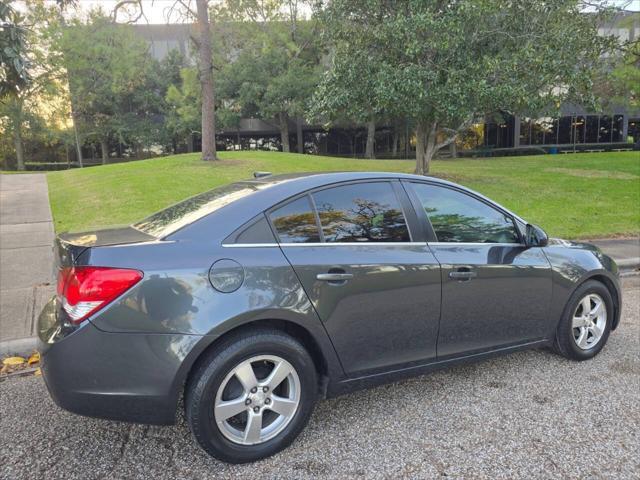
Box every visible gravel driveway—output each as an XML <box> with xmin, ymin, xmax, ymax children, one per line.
<box><xmin>1</xmin><ymin>277</ymin><xmax>638</xmax><ymax>480</ymax></box>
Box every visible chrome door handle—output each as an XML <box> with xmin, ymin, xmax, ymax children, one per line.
<box><xmin>316</xmin><ymin>273</ymin><xmax>354</xmax><ymax>282</ymax></box>
<box><xmin>448</xmin><ymin>269</ymin><xmax>477</xmax><ymax>281</ymax></box>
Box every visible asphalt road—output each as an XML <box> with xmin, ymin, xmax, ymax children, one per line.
<box><xmin>1</xmin><ymin>277</ymin><xmax>638</xmax><ymax>480</ymax></box>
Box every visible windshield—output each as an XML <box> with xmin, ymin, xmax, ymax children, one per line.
<box><xmin>133</xmin><ymin>183</ymin><xmax>259</xmax><ymax>237</ymax></box>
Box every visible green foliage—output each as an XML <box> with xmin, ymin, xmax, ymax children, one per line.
<box><xmin>0</xmin><ymin>1</ymin><xmax>31</xmax><ymax>98</ymax></box>
<box><xmin>165</xmin><ymin>68</ymin><xmax>201</xmax><ymax>139</ymax></box>
<box><xmin>58</xmin><ymin>12</ymin><xmax>156</xmax><ymax>154</ymax></box>
<box><xmin>609</xmin><ymin>38</ymin><xmax>640</xmax><ymax>111</ymax></box>
<box><xmin>0</xmin><ymin>0</ymin><xmax>70</xmax><ymax>169</ymax></box>
<box><xmin>214</xmin><ymin>2</ymin><xmax>322</xmax><ymax>146</ymax></box>
<box><xmin>314</xmin><ymin>0</ymin><xmax>618</xmax><ymax>170</ymax></box>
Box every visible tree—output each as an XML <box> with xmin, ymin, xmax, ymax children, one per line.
<box><xmin>215</xmin><ymin>0</ymin><xmax>321</xmax><ymax>153</ymax></box>
<box><xmin>316</xmin><ymin>0</ymin><xmax>617</xmax><ymax>173</ymax></box>
<box><xmin>58</xmin><ymin>12</ymin><xmax>152</xmax><ymax>163</ymax></box>
<box><xmin>195</xmin><ymin>0</ymin><xmax>217</xmax><ymax>160</ymax></box>
<box><xmin>0</xmin><ymin>0</ymin><xmax>69</xmax><ymax>170</ymax></box>
<box><xmin>166</xmin><ymin>67</ymin><xmax>202</xmax><ymax>152</ymax></box>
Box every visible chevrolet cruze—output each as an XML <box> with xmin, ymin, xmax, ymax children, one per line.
<box><xmin>38</xmin><ymin>172</ymin><xmax>621</xmax><ymax>463</ymax></box>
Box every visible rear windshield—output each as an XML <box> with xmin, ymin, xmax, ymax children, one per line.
<box><xmin>133</xmin><ymin>183</ymin><xmax>259</xmax><ymax>237</ymax></box>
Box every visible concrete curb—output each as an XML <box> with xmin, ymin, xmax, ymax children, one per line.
<box><xmin>617</xmin><ymin>257</ymin><xmax>640</xmax><ymax>270</ymax></box>
<box><xmin>0</xmin><ymin>336</ymin><xmax>38</xmax><ymax>357</ymax></box>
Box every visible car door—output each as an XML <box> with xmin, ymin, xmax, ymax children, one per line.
<box><xmin>268</xmin><ymin>180</ymin><xmax>441</xmax><ymax>376</ymax></box>
<box><xmin>404</xmin><ymin>181</ymin><xmax>553</xmax><ymax>358</ymax></box>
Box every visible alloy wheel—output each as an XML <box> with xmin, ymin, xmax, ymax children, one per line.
<box><xmin>214</xmin><ymin>355</ymin><xmax>301</xmax><ymax>445</ymax></box>
<box><xmin>572</xmin><ymin>293</ymin><xmax>607</xmax><ymax>350</ymax></box>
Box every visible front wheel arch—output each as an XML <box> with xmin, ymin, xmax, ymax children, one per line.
<box><xmin>575</xmin><ymin>274</ymin><xmax>621</xmax><ymax>331</ymax></box>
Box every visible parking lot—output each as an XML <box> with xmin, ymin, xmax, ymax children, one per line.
<box><xmin>1</xmin><ymin>276</ymin><xmax>638</xmax><ymax>480</ymax></box>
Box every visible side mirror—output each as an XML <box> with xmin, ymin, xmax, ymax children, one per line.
<box><xmin>525</xmin><ymin>224</ymin><xmax>549</xmax><ymax>247</ymax></box>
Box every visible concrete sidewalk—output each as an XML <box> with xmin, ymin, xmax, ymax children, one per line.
<box><xmin>0</xmin><ymin>174</ymin><xmax>55</xmax><ymax>355</ymax></box>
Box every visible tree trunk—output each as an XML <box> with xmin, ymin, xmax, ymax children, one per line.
<box><xmin>450</xmin><ymin>140</ymin><xmax>457</xmax><ymax>159</ymax></box>
<box><xmin>196</xmin><ymin>0</ymin><xmax>217</xmax><ymax>161</ymax></box>
<box><xmin>414</xmin><ymin>121</ymin><xmax>438</xmax><ymax>175</ymax></box>
<box><xmin>365</xmin><ymin>117</ymin><xmax>375</xmax><ymax>159</ymax></box>
<box><xmin>72</xmin><ymin>113</ymin><xmax>83</xmax><ymax>168</ymax></box>
<box><xmin>187</xmin><ymin>133</ymin><xmax>194</xmax><ymax>153</ymax></box>
<box><xmin>296</xmin><ymin>117</ymin><xmax>303</xmax><ymax>154</ymax></box>
<box><xmin>280</xmin><ymin>113</ymin><xmax>290</xmax><ymax>152</ymax></box>
<box><xmin>391</xmin><ymin>129</ymin><xmax>399</xmax><ymax>157</ymax></box>
<box><xmin>100</xmin><ymin>138</ymin><xmax>109</xmax><ymax>164</ymax></box>
<box><xmin>14</xmin><ymin>125</ymin><xmax>25</xmax><ymax>171</ymax></box>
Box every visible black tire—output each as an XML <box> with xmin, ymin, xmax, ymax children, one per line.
<box><xmin>553</xmin><ymin>280</ymin><xmax>613</xmax><ymax>361</ymax></box>
<box><xmin>185</xmin><ymin>328</ymin><xmax>317</xmax><ymax>463</ymax></box>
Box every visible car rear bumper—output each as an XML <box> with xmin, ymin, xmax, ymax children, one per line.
<box><xmin>38</xmin><ymin>296</ymin><xmax>204</xmax><ymax>425</ymax></box>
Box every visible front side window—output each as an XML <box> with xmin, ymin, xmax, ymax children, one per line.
<box><xmin>312</xmin><ymin>182</ymin><xmax>410</xmax><ymax>243</ymax></box>
<box><xmin>411</xmin><ymin>183</ymin><xmax>519</xmax><ymax>244</ymax></box>
<box><xmin>269</xmin><ymin>196</ymin><xmax>320</xmax><ymax>243</ymax></box>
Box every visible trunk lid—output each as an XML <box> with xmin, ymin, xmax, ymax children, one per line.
<box><xmin>55</xmin><ymin>226</ymin><xmax>155</xmax><ymax>267</ymax></box>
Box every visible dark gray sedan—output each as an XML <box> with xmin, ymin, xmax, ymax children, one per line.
<box><xmin>38</xmin><ymin>172</ymin><xmax>621</xmax><ymax>463</ymax></box>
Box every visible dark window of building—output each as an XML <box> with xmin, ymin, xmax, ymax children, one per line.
<box><xmin>496</xmin><ymin>121</ymin><xmax>512</xmax><ymax>148</ymax></box>
<box><xmin>411</xmin><ymin>184</ymin><xmax>520</xmax><ymax>244</ymax></box>
<box><xmin>519</xmin><ymin>118</ymin><xmax>531</xmax><ymax>146</ymax></box>
<box><xmin>599</xmin><ymin>115</ymin><xmax>612</xmax><ymax>143</ymax></box>
<box><xmin>543</xmin><ymin>118</ymin><xmax>559</xmax><ymax>145</ymax></box>
<box><xmin>269</xmin><ymin>196</ymin><xmax>320</xmax><ymax>243</ymax></box>
<box><xmin>485</xmin><ymin>123</ymin><xmax>498</xmax><ymax>147</ymax></box>
<box><xmin>612</xmin><ymin>115</ymin><xmax>624</xmax><ymax>142</ymax></box>
<box><xmin>585</xmin><ymin>115</ymin><xmax>599</xmax><ymax>143</ymax></box>
<box><xmin>558</xmin><ymin>116</ymin><xmax>572</xmax><ymax>144</ymax></box>
<box><xmin>628</xmin><ymin>118</ymin><xmax>640</xmax><ymax>143</ymax></box>
<box><xmin>312</xmin><ymin>182</ymin><xmax>410</xmax><ymax>243</ymax></box>
<box><xmin>574</xmin><ymin>116</ymin><xmax>586</xmax><ymax>144</ymax></box>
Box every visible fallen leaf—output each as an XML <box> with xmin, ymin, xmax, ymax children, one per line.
<box><xmin>34</xmin><ymin>368</ymin><xmax>42</xmax><ymax>376</ymax></box>
<box><xmin>28</xmin><ymin>352</ymin><xmax>40</xmax><ymax>366</ymax></box>
<box><xmin>2</xmin><ymin>356</ymin><xmax>25</xmax><ymax>366</ymax></box>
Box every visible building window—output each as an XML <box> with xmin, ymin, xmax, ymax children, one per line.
<box><xmin>585</xmin><ymin>116</ymin><xmax>599</xmax><ymax>143</ymax></box>
<box><xmin>599</xmin><ymin>115</ymin><xmax>612</xmax><ymax>143</ymax></box>
<box><xmin>612</xmin><ymin>115</ymin><xmax>624</xmax><ymax>142</ymax></box>
<box><xmin>558</xmin><ymin>116</ymin><xmax>572</xmax><ymax>144</ymax></box>
<box><xmin>485</xmin><ymin>123</ymin><xmax>498</xmax><ymax>147</ymax></box>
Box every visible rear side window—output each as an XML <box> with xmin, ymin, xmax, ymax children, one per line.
<box><xmin>269</xmin><ymin>196</ymin><xmax>320</xmax><ymax>243</ymax></box>
<box><xmin>411</xmin><ymin>183</ymin><xmax>520</xmax><ymax>243</ymax></box>
<box><xmin>312</xmin><ymin>182</ymin><xmax>411</xmax><ymax>243</ymax></box>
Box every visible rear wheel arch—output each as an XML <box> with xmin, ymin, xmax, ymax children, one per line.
<box><xmin>181</xmin><ymin>319</ymin><xmax>329</xmax><ymax>406</ymax></box>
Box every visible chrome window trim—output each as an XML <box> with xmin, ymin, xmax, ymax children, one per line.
<box><xmin>223</xmin><ymin>242</ymin><xmax>428</xmax><ymax>248</ymax></box>
<box><xmin>223</xmin><ymin>241</ymin><xmax>527</xmax><ymax>248</ymax></box>
<box><xmin>427</xmin><ymin>242</ymin><xmax>527</xmax><ymax>247</ymax></box>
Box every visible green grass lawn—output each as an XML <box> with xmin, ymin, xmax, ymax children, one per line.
<box><xmin>46</xmin><ymin>150</ymin><xmax>640</xmax><ymax>239</ymax></box>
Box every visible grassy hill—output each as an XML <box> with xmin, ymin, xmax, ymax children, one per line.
<box><xmin>46</xmin><ymin>150</ymin><xmax>640</xmax><ymax>239</ymax></box>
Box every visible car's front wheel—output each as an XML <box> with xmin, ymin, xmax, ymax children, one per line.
<box><xmin>185</xmin><ymin>328</ymin><xmax>318</xmax><ymax>463</ymax></box>
<box><xmin>554</xmin><ymin>280</ymin><xmax>613</xmax><ymax>361</ymax></box>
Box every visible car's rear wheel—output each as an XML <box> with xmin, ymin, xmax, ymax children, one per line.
<box><xmin>554</xmin><ymin>280</ymin><xmax>613</xmax><ymax>361</ymax></box>
<box><xmin>185</xmin><ymin>328</ymin><xmax>317</xmax><ymax>463</ymax></box>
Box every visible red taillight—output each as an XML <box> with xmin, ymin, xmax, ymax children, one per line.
<box><xmin>56</xmin><ymin>266</ymin><xmax>143</xmax><ymax>324</ymax></box>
